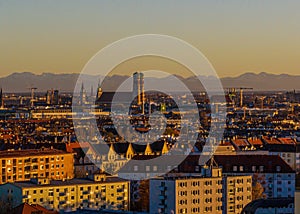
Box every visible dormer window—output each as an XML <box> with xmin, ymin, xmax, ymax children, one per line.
<box><xmin>259</xmin><ymin>166</ymin><xmax>264</xmax><ymax>172</ymax></box>
<box><xmin>276</xmin><ymin>166</ymin><xmax>281</xmax><ymax>172</ymax></box>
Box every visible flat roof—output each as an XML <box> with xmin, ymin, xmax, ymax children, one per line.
<box><xmin>0</xmin><ymin>149</ymin><xmax>72</xmax><ymax>158</ymax></box>
<box><xmin>9</xmin><ymin>177</ymin><xmax>129</xmax><ymax>189</ymax></box>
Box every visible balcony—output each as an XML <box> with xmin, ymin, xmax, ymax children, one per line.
<box><xmin>159</xmin><ymin>195</ymin><xmax>166</xmax><ymax>200</ymax></box>
<box><xmin>159</xmin><ymin>186</ymin><xmax>167</xmax><ymax>191</ymax></box>
<box><xmin>82</xmin><ymin>199</ymin><xmax>89</xmax><ymax>203</ymax></box>
<box><xmin>158</xmin><ymin>204</ymin><xmax>166</xmax><ymax>209</ymax></box>
<box><xmin>59</xmin><ymin>192</ymin><xmax>66</xmax><ymax>196</ymax></box>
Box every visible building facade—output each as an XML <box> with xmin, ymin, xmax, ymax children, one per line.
<box><xmin>0</xmin><ymin>175</ymin><xmax>130</xmax><ymax>212</ymax></box>
<box><xmin>0</xmin><ymin>149</ymin><xmax>74</xmax><ymax>184</ymax></box>
<box><xmin>149</xmin><ymin>167</ymin><xmax>252</xmax><ymax>214</ymax></box>
<box><xmin>223</xmin><ymin>175</ymin><xmax>252</xmax><ymax>214</ymax></box>
<box><xmin>214</xmin><ymin>155</ymin><xmax>296</xmax><ymax>199</ymax></box>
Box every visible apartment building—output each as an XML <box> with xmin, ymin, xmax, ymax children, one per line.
<box><xmin>223</xmin><ymin>175</ymin><xmax>252</xmax><ymax>214</ymax></box>
<box><xmin>214</xmin><ymin>155</ymin><xmax>295</xmax><ymax>198</ymax></box>
<box><xmin>150</xmin><ymin>176</ymin><xmax>223</xmax><ymax>214</ymax></box>
<box><xmin>149</xmin><ymin>167</ymin><xmax>252</xmax><ymax>214</ymax></box>
<box><xmin>0</xmin><ymin>149</ymin><xmax>74</xmax><ymax>184</ymax></box>
<box><xmin>0</xmin><ymin>174</ymin><xmax>130</xmax><ymax>212</ymax></box>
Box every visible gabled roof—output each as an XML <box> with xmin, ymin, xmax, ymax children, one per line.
<box><xmin>65</xmin><ymin>142</ymin><xmax>91</xmax><ymax>153</ymax></box>
<box><xmin>231</xmin><ymin>138</ymin><xmax>250</xmax><ymax>147</ymax></box>
<box><xmin>277</xmin><ymin>137</ymin><xmax>296</xmax><ymax>145</ymax></box>
<box><xmin>262</xmin><ymin>136</ymin><xmax>282</xmax><ymax>145</ymax></box>
<box><xmin>247</xmin><ymin>138</ymin><xmax>264</xmax><ymax>146</ymax></box>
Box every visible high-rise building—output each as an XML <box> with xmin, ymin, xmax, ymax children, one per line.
<box><xmin>149</xmin><ymin>166</ymin><xmax>252</xmax><ymax>214</ymax></box>
<box><xmin>150</xmin><ymin>171</ymin><xmax>223</xmax><ymax>214</ymax></box>
<box><xmin>46</xmin><ymin>89</ymin><xmax>59</xmax><ymax>105</ymax></box>
<box><xmin>53</xmin><ymin>90</ymin><xmax>59</xmax><ymax>105</ymax></box>
<box><xmin>0</xmin><ymin>88</ymin><xmax>3</xmax><ymax>108</ymax></box>
<box><xmin>46</xmin><ymin>90</ymin><xmax>52</xmax><ymax>105</ymax></box>
<box><xmin>132</xmin><ymin>72</ymin><xmax>145</xmax><ymax>108</ymax></box>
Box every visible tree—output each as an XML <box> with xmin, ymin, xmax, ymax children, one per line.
<box><xmin>252</xmin><ymin>173</ymin><xmax>266</xmax><ymax>200</ymax></box>
<box><xmin>0</xmin><ymin>197</ymin><xmax>13</xmax><ymax>214</ymax></box>
<box><xmin>132</xmin><ymin>180</ymin><xmax>150</xmax><ymax>212</ymax></box>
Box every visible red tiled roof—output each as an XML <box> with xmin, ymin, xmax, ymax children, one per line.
<box><xmin>263</xmin><ymin>137</ymin><xmax>282</xmax><ymax>145</ymax></box>
<box><xmin>277</xmin><ymin>138</ymin><xmax>296</xmax><ymax>145</ymax></box>
<box><xmin>65</xmin><ymin>142</ymin><xmax>91</xmax><ymax>153</ymax></box>
<box><xmin>0</xmin><ymin>134</ymin><xmax>13</xmax><ymax>140</ymax></box>
<box><xmin>232</xmin><ymin>139</ymin><xmax>250</xmax><ymax>147</ymax></box>
<box><xmin>248</xmin><ymin>138</ymin><xmax>264</xmax><ymax>146</ymax></box>
<box><xmin>12</xmin><ymin>203</ymin><xmax>58</xmax><ymax>214</ymax></box>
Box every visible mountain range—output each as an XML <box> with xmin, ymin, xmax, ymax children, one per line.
<box><xmin>0</xmin><ymin>72</ymin><xmax>299</xmax><ymax>93</ymax></box>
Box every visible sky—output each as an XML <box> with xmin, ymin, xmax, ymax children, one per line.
<box><xmin>0</xmin><ymin>0</ymin><xmax>299</xmax><ymax>78</ymax></box>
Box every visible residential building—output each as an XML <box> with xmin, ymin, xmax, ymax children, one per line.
<box><xmin>214</xmin><ymin>155</ymin><xmax>296</xmax><ymax>198</ymax></box>
<box><xmin>223</xmin><ymin>175</ymin><xmax>252</xmax><ymax>213</ymax></box>
<box><xmin>149</xmin><ymin>175</ymin><xmax>223</xmax><ymax>214</ymax></box>
<box><xmin>149</xmin><ymin>166</ymin><xmax>252</xmax><ymax>214</ymax></box>
<box><xmin>0</xmin><ymin>174</ymin><xmax>130</xmax><ymax>212</ymax></box>
<box><xmin>242</xmin><ymin>198</ymin><xmax>294</xmax><ymax>214</ymax></box>
<box><xmin>0</xmin><ymin>149</ymin><xmax>74</xmax><ymax>184</ymax></box>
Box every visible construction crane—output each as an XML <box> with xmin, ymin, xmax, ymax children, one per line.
<box><xmin>225</xmin><ymin>87</ymin><xmax>253</xmax><ymax>107</ymax></box>
<box><xmin>258</xmin><ymin>96</ymin><xmax>266</xmax><ymax>109</ymax></box>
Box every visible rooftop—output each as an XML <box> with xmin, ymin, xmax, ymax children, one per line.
<box><xmin>213</xmin><ymin>155</ymin><xmax>295</xmax><ymax>173</ymax></box>
<box><xmin>9</xmin><ymin>177</ymin><xmax>128</xmax><ymax>189</ymax></box>
<box><xmin>0</xmin><ymin>148</ymin><xmax>71</xmax><ymax>158</ymax></box>
<box><xmin>242</xmin><ymin>198</ymin><xmax>294</xmax><ymax>213</ymax></box>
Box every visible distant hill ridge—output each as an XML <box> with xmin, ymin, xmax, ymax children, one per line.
<box><xmin>0</xmin><ymin>72</ymin><xmax>299</xmax><ymax>92</ymax></box>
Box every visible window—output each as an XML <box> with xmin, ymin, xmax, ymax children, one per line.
<box><xmin>259</xmin><ymin>166</ymin><xmax>264</xmax><ymax>172</ymax></box>
<box><xmin>233</xmin><ymin>166</ymin><xmax>237</xmax><ymax>171</ymax></box>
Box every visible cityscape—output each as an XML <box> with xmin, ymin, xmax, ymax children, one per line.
<box><xmin>0</xmin><ymin>71</ymin><xmax>299</xmax><ymax>213</ymax></box>
<box><xmin>1</xmin><ymin>1</ymin><xmax>299</xmax><ymax>214</ymax></box>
